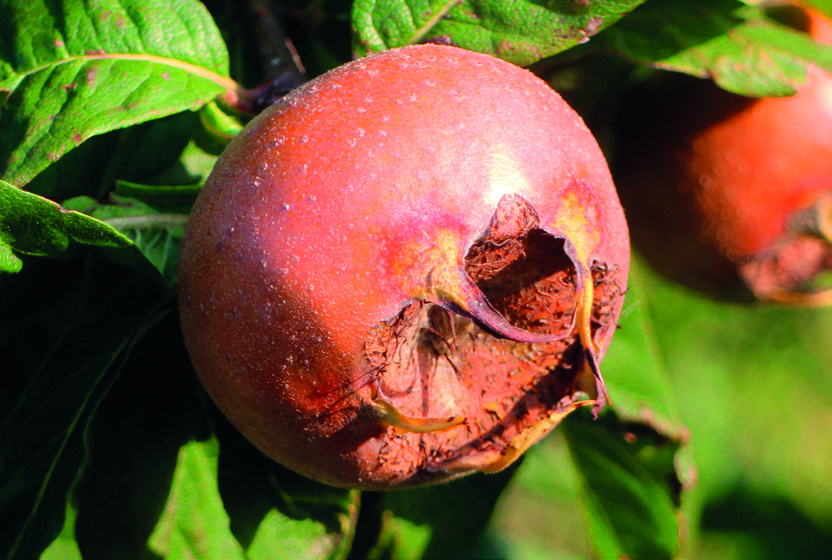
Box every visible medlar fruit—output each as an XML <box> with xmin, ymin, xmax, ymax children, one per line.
<box><xmin>179</xmin><ymin>45</ymin><xmax>629</xmax><ymax>489</ymax></box>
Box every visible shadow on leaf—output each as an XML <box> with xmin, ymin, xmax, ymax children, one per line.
<box><xmin>700</xmin><ymin>484</ymin><xmax>832</xmax><ymax>560</ymax></box>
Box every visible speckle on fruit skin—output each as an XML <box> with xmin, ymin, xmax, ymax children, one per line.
<box><xmin>179</xmin><ymin>44</ymin><xmax>629</xmax><ymax>489</ymax></box>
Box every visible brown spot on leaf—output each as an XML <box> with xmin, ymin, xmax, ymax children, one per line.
<box><xmin>584</xmin><ymin>16</ymin><xmax>604</xmax><ymax>37</ymax></box>
<box><xmin>86</xmin><ymin>66</ymin><xmax>98</xmax><ymax>87</ymax></box>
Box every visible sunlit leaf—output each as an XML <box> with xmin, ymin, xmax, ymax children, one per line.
<box><xmin>630</xmin><ymin>253</ymin><xmax>832</xmax><ymax>556</ymax></box>
<box><xmin>603</xmin><ymin>265</ymin><xmax>690</xmax><ymax>444</ymax></box>
<box><xmin>215</xmin><ymin>417</ymin><xmax>360</xmax><ymax>560</ymax></box>
<box><xmin>144</xmin><ymin>430</ymin><xmax>361</xmax><ymax>560</ymax></box>
<box><xmin>352</xmin><ymin>0</ymin><xmax>646</xmax><ymax>65</ymax></box>
<box><xmin>597</xmin><ymin>0</ymin><xmax>832</xmax><ymax>96</ymax></box>
<box><xmin>40</xmin><ymin>504</ymin><xmax>82</xmax><ymax>560</ymax></box>
<box><xmin>147</xmin><ymin>439</ymin><xmax>247</xmax><ymax>559</ymax></box>
<box><xmin>564</xmin><ymin>413</ymin><xmax>680</xmax><ymax>560</ymax></box>
<box><xmin>358</xmin><ymin>468</ymin><xmax>516</xmax><ymax>559</ymax></box>
<box><xmin>0</xmin><ymin>0</ymin><xmax>234</xmax><ymax>186</ymax></box>
<box><xmin>0</xmin><ymin>180</ymin><xmax>158</xmax><ymax>278</ymax></box>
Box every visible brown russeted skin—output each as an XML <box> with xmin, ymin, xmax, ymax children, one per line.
<box><xmin>617</xmin><ymin>3</ymin><xmax>832</xmax><ymax>304</ymax></box>
<box><xmin>178</xmin><ymin>44</ymin><xmax>630</xmax><ymax>490</ymax></box>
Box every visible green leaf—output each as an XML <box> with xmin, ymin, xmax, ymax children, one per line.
<box><xmin>18</xmin><ymin>129</ymin><xmax>124</xmax><ymax>202</ymax></box>
<box><xmin>563</xmin><ymin>413</ymin><xmax>681</xmax><ymax>560</ymax></box>
<box><xmin>64</xmin><ymin>191</ymin><xmax>191</xmax><ymax>288</ymax></box>
<box><xmin>482</xmin><ymin>434</ymin><xmax>590</xmax><ymax>560</ymax></box>
<box><xmin>41</xmin><ymin>503</ymin><xmax>82</xmax><ymax>560</ymax></box>
<box><xmin>113</xmin><ymin>181</ymin><xmax>201</xmax><ymax>215</ymax></box>
<box><xmin>0</xmin><ymin>277</ymin><xmax>169</xmax><ymax>560</ymax></box>
<box><xmin>144</xmin><ymin>431</ymin><xmax>361</xmax><ymax>560</ymax></box>
<box><xmin>628</xmin><ymin>254</ymin><xmax>832</xmax><ymax>558</ymax></box>
<box><xmin>0</xmin><ymin>0</ymin><xmax>234</xmax><ymax>186</ymax></box>
<box><xmin>214</xmin><ymin>416</ymin><xmax>360</xmax><ymax>560</ymax></box>
<box><xmin>68</xmin><ymin>309</ymin><xmax>211</xmax><ymax>560</ymax></box>
<box><xmin>807</xmin><ymin>0</ymin><xmax>832</xmax><ymax>20</ymax></box>
<box><xmin>17</xmin><ymin>110</ymin><xmax>201</xmax><ymax>202</ymax></box>
<box><xmin>357</xmin><ymin>468</ymin><xmax>516</xmax><ymax>559</ymax></box>
<box><xmin>597</xmin><ymin>0</ymin><xmax>832</xmax><ymax>96</ymax></box>
<box><xmin>149</xmin><ymin>138</ymin><xmax>221</xmax><ymax>185</ymax></box>
<box><xmin>352</xmin><ymin>0</ymin><xmax>646</xmax><ymax>66</ymax></box>
<box><xmin>87</xmin><ymin>111</ymin><xmax>202</xmax><ymax>196</ymax></box>
<box><xmin>603</xmin><ymin>265</ymin><xmax>689</xmax><ymax>443</ymax></box>
<box><xmin>364</xmin><ymin>514</ymin><xmax>431</xmax><ymax>560</ymax></box>
<box><xmin>147</xmin><ymin>439</ymin><xmax>248</xmax><ymax>560</ymax></box>
<box><xmin>198</xmin><ymin>100</ymin><xmax>244</xmax><ymax>145</ymax></box>
<box><xmin>0</xmin><ymin>180</ymin><xmax>158</xmax><ymax>278</ymax></box>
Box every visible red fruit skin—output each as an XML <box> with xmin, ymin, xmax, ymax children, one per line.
<box><xmin>686</xmin><ymin>10</ymin><xmax>832</xmax><ymax>259</ymax></box>
<box><xmin>179</xmin><ymin>45</ymin><xmax>629</xmax><ymax>489</ymax></box>
<box><xmin>616</xmin><ymin>5</ymin><xmax>832</xmax><ymax>301</ymax></box>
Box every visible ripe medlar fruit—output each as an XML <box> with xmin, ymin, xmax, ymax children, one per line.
<box><xmin>179</xmin><ymin>44</ymin><xmax>630</xmax><ymax>489</ymax></box>
<box><xmin>617</xmin><ymin>3</ymin><xmax>832</xmax><ymax>304</ymax></box>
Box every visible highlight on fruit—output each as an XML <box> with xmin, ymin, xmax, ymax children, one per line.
<box><xmin>178</xmin><ymin>44</ymin><xmax>630</xmax><ymax>490</ymax></box>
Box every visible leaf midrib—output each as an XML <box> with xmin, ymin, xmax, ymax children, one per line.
<box><xmin>2</xmin><ymin>51</ymin><xmax>236</xmax><ymax>94</ymax></box>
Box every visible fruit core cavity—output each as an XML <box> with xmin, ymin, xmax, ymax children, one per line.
<box><xmin>360</xmin><ymin>194</ymin><xmax>624</xmax><ymax>477</ymax></box>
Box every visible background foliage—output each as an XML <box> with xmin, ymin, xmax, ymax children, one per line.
<box><xmin>2</xmin><ymin>0</ymin><xmax>832</xmax><ymax>559</ymax></box>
